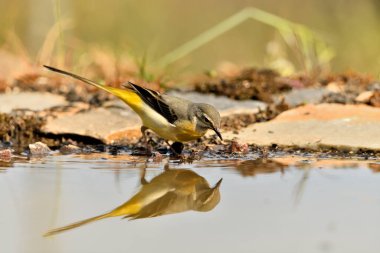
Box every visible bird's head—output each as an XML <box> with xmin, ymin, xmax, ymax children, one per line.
<box><xmin>193</xmin><ymin>178</ymin><xmax>223</xmax><ymax>212</ymax></box>
<box><xmin>192</xmin><ymin>103</ymin><xmax>222</xmax><ymax>140</ymax></box>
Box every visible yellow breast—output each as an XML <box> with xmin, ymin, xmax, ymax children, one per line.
<box><xmin>173</xmin><ymin>120</ymin><xmax>206</xmax><ymax>142</ymax></box>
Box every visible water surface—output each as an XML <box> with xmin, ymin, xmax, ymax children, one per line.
<box><xmin>1</xmin><ymin>154</ymin><xmax>380</xmax><ymax>253</ymax></box>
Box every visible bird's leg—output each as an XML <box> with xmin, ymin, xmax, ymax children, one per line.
<box><xmin>140</xmin><ymin>126</ymin><xmax>152</xmax><ymax>155</ymax></box>
<box><xmin>140</xmin><ymin>126</ymin><xmax>148</xmax><ymax>142</ymax></box>
<box><xmin>164</xmin><ymin>162</ymin><xmax>170</xmax><ymax>171</ymax></box>
<box><xmin>139</xmin><ymin>163</ymin><xmax>149</xmax><ymax>185</ymax></box>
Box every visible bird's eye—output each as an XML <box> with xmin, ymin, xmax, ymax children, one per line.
<box><xmin>202</xmin><ymin>115</ymin><xmax>210</xmax><ymax>123</ymax></box>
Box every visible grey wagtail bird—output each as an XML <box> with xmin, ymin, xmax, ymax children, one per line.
<box><xmin>44</xmin><ymin>166</ymin><xmax>222</xmax><ymax>236</ymax></box>
<box><xmin>43</xmin><ymin>66</ymin><xmax>222</xmax><ymax>152</ymax></box>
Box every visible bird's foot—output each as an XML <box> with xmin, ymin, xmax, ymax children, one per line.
<box><xmin>167</xmin><ymin>141</ymin><xmax>184</xmax><ymax>157</ymax></box>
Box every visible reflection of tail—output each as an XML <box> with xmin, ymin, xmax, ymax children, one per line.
<box><xmin>44</xmin><ymin>213</ymin><xmax>110</xmax><ymax>237</ymax></box>
<box><xmin>44</xmin><ymin>200</ymin><xmax>141</xmax><ymax>237</ymax></box>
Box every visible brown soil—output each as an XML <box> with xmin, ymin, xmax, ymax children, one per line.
<box><xmin>0</xmin><ymin>111</ymin><xmax>46</xmax><ymax>149</ymax></box>
<box><xmin>194</xmin><ymin>68</ymin><xmax>380</xmax><ymax>108</ymax></box>
<box><xmin>221</xmin><ymin>98</ymin><xmax>289</xmax><ymax>131</ymax></box>
<box><xmin>193</xmin><ymin>68</ymin><xmax>294</xmax><ymax>103</ymax></box>
<box><xmin>320</xmin><ymin>71</ymin><xmax>379</xmax><ymax>105</ymax></box>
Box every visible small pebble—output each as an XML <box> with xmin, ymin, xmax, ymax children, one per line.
<box><xmin>229</xmin><ymin>139</ymin><xmax>249</xmax><ymax>154</ymax></box>
<box><xmin>29</xmin><ymin>142</ymin><xmax>51</xmax><ymax>155</ymax></box>
<box><xmin>60</xmin><ymin>144</ymin><xmax>81</xmax><ymax>154</ymax></box>
<box><xmin>0</xmin><ymin>149</ymin><xmax>12</xmax><ymax>161</ymax></box>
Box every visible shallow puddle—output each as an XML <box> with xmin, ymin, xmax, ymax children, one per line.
<box><xmin>1</xmin><ymin>154</ymin><xmax>380</xmax><ymax>253</ymax></box>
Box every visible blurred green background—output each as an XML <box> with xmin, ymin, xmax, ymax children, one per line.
<box><xmin>1</xmin><ymin>0</ymin><xmax>380</xmax><ymax>76</ymax></box>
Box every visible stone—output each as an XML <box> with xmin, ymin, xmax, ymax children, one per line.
<box><xmin>0</xmin><ymin>149</ymin><xmax>12</xmax><ymax>161</ymax></box>
<box><xmin>223</xmin><ymin>103</ymin><xmax>380</xmax><ymax>151</ymax></box>
<box><xmin>355</xmin><ymin>91</ymin><xmax>373</xmax><ymax>103</ymax></box>
<box><xmin>277</xmin><ymin>87</ymin><xmax>328</xmax><ymax>106</ymax></box>
<box><xmin>29</xmin><ymin>142</ymin><xmax>51</xmax><ymax>155</ymax></box>
<box><xmin>228</xmin><ymin>139</ymin><xmax>249</xmax><ymax>154</ymax></box>
<box><xmin>326</xmin><ymin>82</ymin><xmax>345</xmax><ymax>93</ymax></box>
<box><xmin>59</xmin><ymin>144</ymin><xmax>81</xmax><ymax>154</ymax></box>
<box><xmin>0</xmin><ymin>92</ymin><xmax>67</xmax><ymax>113</ymax></box>
<box><xmin>42</xmin><ymin>107</ymin><xmax>142</xmax><ymax>144</ymax></box>
<box><xmin>355</xmin><ymin>90</ymin><xmax>380</xmax><ymax>107</ymax></box>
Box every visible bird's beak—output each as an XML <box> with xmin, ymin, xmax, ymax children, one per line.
<box><xmin>213</xmin><ymin>178</ymin><xmax>223</xmax><ymax>189</ymax></box>
<box><xmin>212</xmin><ymin>126</ymin><xmax>223</xmax><ymax>140</ymax></box>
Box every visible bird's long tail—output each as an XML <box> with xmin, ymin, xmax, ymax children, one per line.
<box><xmin>44</xmin><ymin>213</ymin><xmax>111</xmax><ymax>237</ymax></box>
<box><xmin>43</xmin><ymin>65</ymin><xmax>142</xmax><ymax>110</ymax></box>
<box><xmin>43</xmin><ymin>200</ymin><xmax>141</xmax><ymax>237</ymax></box>
<box><xmin>43</xmin><ymin>212</ymin><xmax>111</xmax><ymax>237</ymax></box>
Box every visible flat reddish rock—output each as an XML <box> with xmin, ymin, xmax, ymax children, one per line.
<box><xmin>42</xmin><ymin>107</ymin><xmax>142</xmax><ymax>144</ymax></box>
<box><xmin>224</xmin><ymin>103</ymin><xmax>380</xmax><ymax>151</ymax></box>
<box><xmin>275</xmin><ymin>103</ymin><xmax>380</xmax><ymax>121</ymax></box>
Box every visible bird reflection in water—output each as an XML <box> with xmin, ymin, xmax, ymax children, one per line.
<box><xmin>44</xmin><ymin>164</ymin><xmax>222</xmax><ymax>237</ymax></box>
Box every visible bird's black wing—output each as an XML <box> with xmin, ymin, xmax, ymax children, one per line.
<box><xmin>126</xmin><ymin>82</ymin><xmax>178</xmax><ymax>124</ymax></box>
